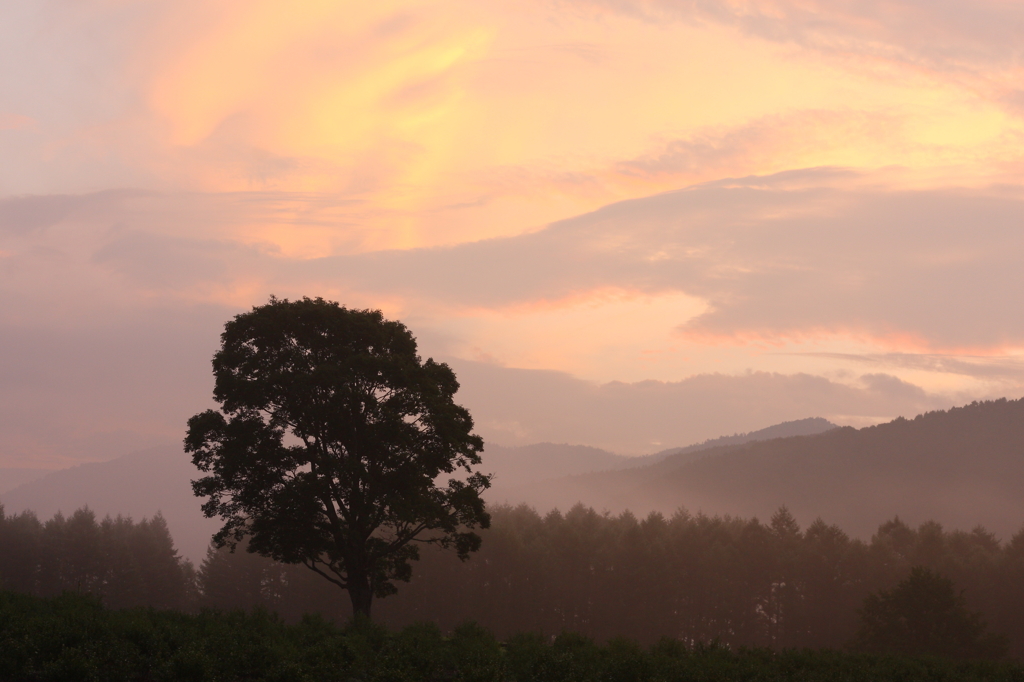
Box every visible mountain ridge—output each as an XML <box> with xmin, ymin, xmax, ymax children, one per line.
<box><xmin>621</xmin><ymin>417</ymin><xmax>837</xmax><ymax>469</ymax></box>
<box><xmin>507</xmin><ymin>398</ymin><xmax>1024</xmax><ymax>540</ymax></box>
<box><xmin>481</xmin><ymin>417</ymin><xmax>836</xmax><ymax>492</ymax></box>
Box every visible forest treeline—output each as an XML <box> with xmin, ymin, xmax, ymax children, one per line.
<box><xmin>0</xmin><ymin>505</ymin><xmax>194</xmax><ymax>610</ymax></box>
<box><xmin>3</xmin><ymin>502</ymin><xmax>1024</xmax><ymax>657</ymax></box>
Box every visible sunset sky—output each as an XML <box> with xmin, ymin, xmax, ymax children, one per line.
<box><xmin>3</xmin><ymin>0</ymin><xmax>1024</xmax><ymax>466</ymax></box>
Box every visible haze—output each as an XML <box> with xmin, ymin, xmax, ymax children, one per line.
<box><xmin>3</xmin><ymin>0</ymin><xmax>1024</xmax><ymax>476</ymax></box>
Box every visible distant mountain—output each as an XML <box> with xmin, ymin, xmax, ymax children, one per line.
<box><xmin>483</xmin><ymin>417</ymin><xmax>836</xmax><ymax>501</ymax></box>
<box><xmin>0</xmin><ymin>445</ymin><xmax>218</xmax><ymax>564</ymax></box>
<box><xmin>0</xmin><ymin>468</ymin><xmax>51</xmax><ymax>495</ymax></box>
<box><xmin>621</xmin><ymin>417</ymin><xmax>837</xmax><ymax>468</ymax></box>
<box><xmin>481</xmin><ymin>443</ymin><xmax>626</xmax><ymax>491</ymax></box>
<box><xmin>503</xmin><ymin>399</ymin><xmax>1024</xmax><ymax>540</ymax></box>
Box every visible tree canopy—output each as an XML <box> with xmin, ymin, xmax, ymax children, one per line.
<box><xmin>185</xmin><ymin>297</ymin><xmax>490</xmax><ymax>617</ymax></box>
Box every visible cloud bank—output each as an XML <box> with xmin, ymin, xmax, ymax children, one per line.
<box><xmin>1</xmin><ymin>173</ymin><xmax>1022</xmax><ymax>462</ymax></box>
<box><xmin>4</xmin><ymin>1</ymin><xmax>1024</xmax><ymax>465</ymax></box>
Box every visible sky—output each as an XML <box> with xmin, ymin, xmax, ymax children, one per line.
<box><xmin>3</xmin><ymin>0</ymin><xmax>1024</xmax><ymax>466</ymax></box>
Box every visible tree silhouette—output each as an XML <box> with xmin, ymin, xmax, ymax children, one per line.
<box><xmin>0</xmin><ymin>505</ymin><xmax>43</xmax><ymax>593</ymax></box>
<box><xmin>853</xmin><ymin>566</ymin><xmax>1007</xmax><ymax>659</ymax></box>
<box><xmin>185</xmin><ymin>297</ymin><xmax>491</xmax><ymax>618</ymax></box>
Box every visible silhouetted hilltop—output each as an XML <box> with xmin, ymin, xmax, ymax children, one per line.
<box><xmin>510</xmin><ymin>398</ymin><xmax>1024</xmax><ymax>540</ymax></box>
<box><xmin>625</xmin><ymin>417</ymin><xmax>837</xmax><ymax>468</ymax></box>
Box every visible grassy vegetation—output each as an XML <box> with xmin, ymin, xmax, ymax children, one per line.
<box><xmin>2</xmin><ymin>591</ymin><xmax>1024</xmax><ymax>682</ymax></box>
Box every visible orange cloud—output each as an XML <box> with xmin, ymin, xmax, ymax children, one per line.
<box><xmin>8</xmin><ymin>0</ymin><xmax>1024</xmax><ymax>257</ymax></box>
<box><xmin>116</xmin><ymin>0</ymin><xmax>1022</xmax><ymax>256</ymax></box>
<box><xmin>436</xmin><ymin>287</ymin><xmax>709</xmax><ymax>381</ymax></box>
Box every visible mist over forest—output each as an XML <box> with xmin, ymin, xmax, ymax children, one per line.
<box><xmin>2</xmin><ymin>417</ymin><xmax>836</xmax><ymax>563</ymax></box>
<box><xmin>4</xmin><ymin>398</ymin><xmax>1023</xmax><ymax>560</ymax></box>
<box><xmin>4</xmin><ymin>398</ymin><xmax>1024</xmax><ymax>658</ymax></box>
<box><xmin>5</xmin><ymin>363</ymin><xmax>1024</xmax><ymax>682</ymax></box>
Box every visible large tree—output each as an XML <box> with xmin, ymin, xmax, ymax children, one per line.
<box><xmin>185</xmin><ymin>297</ymin><xmax>491</xmax><ymax>617</ymax></box>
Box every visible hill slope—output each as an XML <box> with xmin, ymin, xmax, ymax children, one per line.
<box><xmin>483</xmin><ymin>417</ymin><xmax>836</xmax><ymax>493</ymax></box>
<box><xmin>623</xmin><ymin>417</ymin><xmax>837</xmax><ymax>468</ymax></box>
<box><xmin>509</xmin><ymin>399</ymin><xmax>1024</xmax><ymax>539</ymax></box>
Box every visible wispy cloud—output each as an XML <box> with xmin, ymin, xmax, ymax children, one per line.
<box><xmin>789</xmin><ymin>352</ymin><xmax>1024</xmax><ymax>381</ymax></box>
<box><xmin>612</xmin><ymin>111</ymin><xmax>921</xmax><ymax>186</ymax></box>
<box><xmin>4</xmin><ymin>0</ymin><xmax>1020</xmax><ymax>250</ymax></box>
<box><xmin>564</xmin><ymin>0</ymin><xmax>1024</xmax><ymax>75</ymax></box>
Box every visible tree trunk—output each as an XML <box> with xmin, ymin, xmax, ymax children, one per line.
<box><xmin>348</xmin><ymin>573</ymin><xmax>373</xmax><ymax>619</ymax></box>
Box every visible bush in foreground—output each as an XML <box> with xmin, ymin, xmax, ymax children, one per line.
<box><xmin>2</xmin><ymin>591</ymin><xmax>1024</xmax><ymax>682</ymax></box>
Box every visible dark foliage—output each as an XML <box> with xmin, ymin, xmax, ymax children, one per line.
<box><xmin>371</xmin><ymin>505</ymin><xmax>1023</xmax><ymax>657</ymax></box>
<box><xmin>191</xmin><ymin>504</ymin><xmax>1024</xmax><ymax>658</ymax></box>
<box><xmin>5</xmin><ymin>501</ymin><xmax>1024</xmax><ymax>661</ymax></box>
<box><xmin>854</xmin><ymin>567</ymin><xmax>1007</xmax><ymax>658</ymax></box>
<box><xmin>3</xmin><ymin>590</ymin><xmax>1024</xmax><ymax>682</ymax></box>
<box><xmin>185</xmin><ymin>297</ymin><xmax>490</xmax><ymax>617</ymax></box>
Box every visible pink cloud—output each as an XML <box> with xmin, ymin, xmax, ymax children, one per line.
<box><xmin>565</xmin><ymin>0</ymin><xmax>1024</xmax><ymax>68</ymax></box>
<box><xmin>3</xmin><ymin>174</ymin><xmax>1024</xmax><ymax>462</ymax></box>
